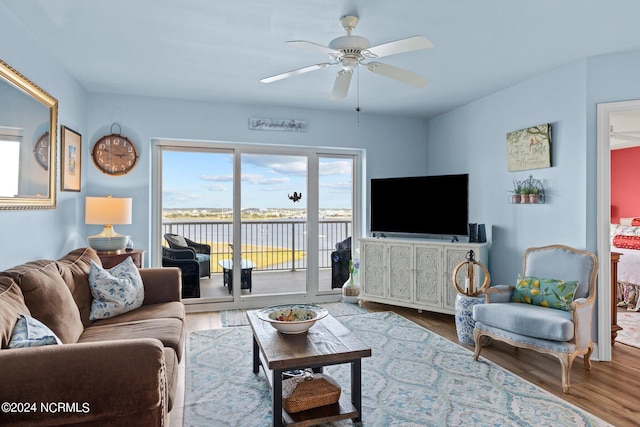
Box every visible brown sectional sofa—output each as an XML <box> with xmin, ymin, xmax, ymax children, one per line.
<box><xmin>0</xmin><ymin>247</ymin><xmax>185</xmax><ymax>426</ymax></box>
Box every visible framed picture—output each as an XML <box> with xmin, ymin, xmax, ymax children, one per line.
<box><xmin>506</xmin><ymin>123</ymin><xmax>551</xmax><ymax>171</ymax></box>
<box><xmin>61</xmin><ymin>126</ymin><xmax>81</xmax><ymax>191</ymax></box>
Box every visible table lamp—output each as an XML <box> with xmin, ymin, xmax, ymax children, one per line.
<box><xmin>85</xmin><ymin>196</ymin><xmax>132</xmax><ymax>254</ymax></box>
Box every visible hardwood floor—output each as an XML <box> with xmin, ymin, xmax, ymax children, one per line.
<box><xmin>172</xmin><ymin>302</ymin><xmax>639</xmax><ymax>427</ymax></box>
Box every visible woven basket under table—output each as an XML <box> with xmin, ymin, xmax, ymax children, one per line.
<box><xmin>282</xmin><ymin>372</ymin><xmax>341</xmax><ymax>413</ymax></box>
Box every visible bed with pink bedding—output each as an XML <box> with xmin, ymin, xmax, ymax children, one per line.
<box><xmin>612</xmin><ymin>220</ymin><xmax>640</xmax><ymax>311</ymax></box>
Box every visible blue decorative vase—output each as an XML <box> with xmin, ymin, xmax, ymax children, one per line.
<box><xmin>455</xmin><ymin>294</ymin><xmax>492</xmax><ymax>346</ymax></box>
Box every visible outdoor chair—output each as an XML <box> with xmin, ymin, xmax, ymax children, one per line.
<box><xmin>331</xmin><ymin>237</ymin><xmax>352</xmax><ymax>289</ymax></box>
<box><xmin>162</xmin><ymin>246</ymin><xmax>201</xmax><ymax>298</ymax></box>
<box><xmin>472</xmin><ymin>244</ymin><xmax>598</xmax><ymax>393</ymax></box>
<box><xmin>164</xmin><ymin>233</ymin><xmax>211</xmax><ymax>278</ymax></box>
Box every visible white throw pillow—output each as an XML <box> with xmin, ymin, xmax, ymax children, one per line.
<box><xmin>8</xmin><ymin>313</ymin><xmax>62</xmax><ymax>348</ymax></box>
<box><xmin>88</xmin><ymin>257</ymin><xmax>144</xmax><ymax>320</ymax></box>
<box><xmin>170</xmin><ymin>235</ymin><xmax>188</xmax><ymax>247</ymax></box>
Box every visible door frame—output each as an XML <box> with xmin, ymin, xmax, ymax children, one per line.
<box><xmin>596</xmin><ymin>98</ymin><xmax>640</xmax><ymax>361</ymax></box>
<box><xmin>151</xmin><ymin>138</ymin><xmax>364</xmax><ymax>311</ymax></box>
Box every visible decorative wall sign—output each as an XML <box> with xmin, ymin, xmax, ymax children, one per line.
<box><xmin>248</xmin><ymin>118</ymin><xmax>307</xmax><ymax>132</ymax></box>
<box><xmin>61</xmin><ymin>126</ymin><xmax>82</xmax><ymax>191</ymax></box>
<box><xmin>506</xmin><ymin>123</ymin><xmax>551</xmax><ymax>171</ymax></box>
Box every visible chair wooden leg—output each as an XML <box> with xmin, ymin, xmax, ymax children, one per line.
<box><xmin>584</xmin><ymin>345</ymin><xmax>593</xmax><ymax>370</ymax></box>
<box><xmin>559</xmin><ymin>354</ymin><xmax>575</xmax><ymax>393</ymax></box>
<box><xmin>473</xmin><ymin>328</ymin><xmax>483</xmax><ymax>360</ymax></box>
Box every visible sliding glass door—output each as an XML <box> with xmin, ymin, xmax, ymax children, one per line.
<box><xmin>156</xmin><ymin>140</ymin><xmax>360</xmax><ymax>307</ymax></box>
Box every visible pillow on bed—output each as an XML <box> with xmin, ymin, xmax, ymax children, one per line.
<box><xmin>613</xmin><ymin>234</ymin><xmax>640</xmax><ymax>250</ymax></box>
<box><xmin>633</xmin><ymin>218</ymin><xmax>640</xmax><ymax>226</ymax></box>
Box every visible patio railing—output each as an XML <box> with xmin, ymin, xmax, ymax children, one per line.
<box><xmin>162</xmin><ymin>219</ymin><xmax>351</xmax><ymax>273</ymax></box>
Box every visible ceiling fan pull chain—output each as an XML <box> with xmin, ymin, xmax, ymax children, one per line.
<box><xmin>356</xmin><ymin>66</ymin><xmax>361</xmax><ymax>123</ymax></box>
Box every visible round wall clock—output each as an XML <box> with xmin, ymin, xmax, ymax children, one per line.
<box><xmin>33</xmin><ymin>131</ymin><xmax>50</xmax><ymax>170</ymax></box>
<box><xmin>91</xmin><ymin>132</ymin><xmax>139</xmax><ymax>176</ymax></box>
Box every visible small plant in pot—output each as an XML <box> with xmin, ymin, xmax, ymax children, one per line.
<box><xmin>510</xmin><ymin>180</ymin><xmax>523</xmax><ymax>204</ymax></box>
<box><xmin>529</xmin><ymin>187</ymin><xmax>541</xmax><ymax>203</ymax></box>
<box><xmin>521</xmin><ymin>185</ymin><xmax>532</xmax><ymax>203</ymax></box>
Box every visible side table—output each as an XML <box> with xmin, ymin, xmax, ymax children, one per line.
<box><xmin>97</xmin><ymin>249</ymin><xmax>145</xmax><ymax>269</ymax></box>
<box><xmin>455</xmin><ymin>293</ymin><xmax>491</xmax><ymax>346</ymax></box>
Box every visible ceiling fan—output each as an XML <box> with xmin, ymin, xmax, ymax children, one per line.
<box><xmin>260</xmin><ymin>15</ymin><xmax>433</xmax><ymax>100</ymax></box>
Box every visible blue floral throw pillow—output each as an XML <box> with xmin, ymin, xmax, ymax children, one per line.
<box><xmin>88</xmin><ymin>257</ymin><xmax>144</xmax><ymax>320</ymax></box>
<box><xmin>511</xmin><ymin>275</ymin><xmax>579</xmax><ymax>311</ymax></box>
<box><xmin>8</xmin><ymin>313</ymin><xmax>62</xmax><ymax>348</ymax></box>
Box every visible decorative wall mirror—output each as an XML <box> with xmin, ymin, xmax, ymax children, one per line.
<box><xmin>0</xmin><ymin>59</ymin><xmax>58</xmax><ymax>209</ymax></box>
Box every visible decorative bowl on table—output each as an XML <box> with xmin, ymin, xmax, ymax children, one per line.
<box><xmin>257</xmin><ymin>304</ymin><xmax>328</xmax><ymax>334</ymax></box>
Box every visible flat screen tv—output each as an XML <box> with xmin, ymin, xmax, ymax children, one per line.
<box><xmin>370</xmin><ymin>173</ymin><xmax>469</xmax><ymax>237</ymax></box>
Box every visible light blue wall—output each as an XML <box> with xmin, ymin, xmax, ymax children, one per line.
<box><xmin>0</xmin><ymin>3</ymin><xmax>429</xmax><ymax>269</ymax></box>
<box><xmin>84</xmin><ymin>93</ymin><xmax>429</xmax><ymax>264</ymax></box>
<box><xmin>427</xmin><ymin>60</ymin><xmax>589</xmax><ymax>286</ymax></box>
<box><xmin>0</xmin><ymin>3</ymin><xmax>89</xmax><ymax>268</ymax></box>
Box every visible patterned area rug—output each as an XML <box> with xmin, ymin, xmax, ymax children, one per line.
<box><xmin>184</xmin><ymin>311</ymin><xmax>610</xmax><ymax>426</ymax></box>
<box><xmin>617</xmin><ymin>311</ymin><xmax>640</xmax><ymax>349</ymax></box>
<box><xmin>219</xmin><ymin>301</ymin><xmax>368</xmax><ymax>327</ymax></box>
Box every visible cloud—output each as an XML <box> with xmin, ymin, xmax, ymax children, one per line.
<box><xmin>320</xmin><ymin>160</ymin><xmax>352</xmax><ymax>176</ymax></box>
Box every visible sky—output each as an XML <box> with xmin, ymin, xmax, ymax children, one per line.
<box><xmin>162</xmin><ymin>150</ymin><xmax>353</xmax><ymax>210</ymax></box>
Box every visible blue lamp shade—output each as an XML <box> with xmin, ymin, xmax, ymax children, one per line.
<box><xmin>85</xmin><ymin>196</ymin><xmax>132</xmax><ymax>253</ymax></box>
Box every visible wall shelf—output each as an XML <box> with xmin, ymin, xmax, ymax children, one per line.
<box><xmin>508</xmin><ymin>175</ymin><xmax>545</xmax><ymax>204</ymax></box>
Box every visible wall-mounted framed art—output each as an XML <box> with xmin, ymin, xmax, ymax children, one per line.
<box><xmin>61</xmin><ymin>126</ymin><xmax>81</xmax><ymax>191</ymax></box>
<box><xmin>506</xmin><ymin>123</ymin><xmax>551</xmax><ymax>172</ymax></box>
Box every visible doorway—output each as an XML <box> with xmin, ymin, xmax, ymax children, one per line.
<box><xmin>152</xmin><ymin>139</ymin><xmax>361</xmax><ymax>310</ymax></box>
<box><xmin>597</xmin><ymin>99</ymin><xmax>640</xmax><ymax>361</ymax></box>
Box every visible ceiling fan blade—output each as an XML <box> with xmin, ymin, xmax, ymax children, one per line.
<box><xmin>260</xmin><ymin>63</ymin><xmax>333</xmax><ymax>83</ymax></box>
<box><xmin>286</xmin><ymin>40</ymin><xmax>342</xmax><ymax>58</ymax></box>
<box><xmin>365</xmin><ymin>62</ymin><xmax>428</xmax><ymax>88</ymax></box>
<box><xmin>331</xmin><ymin>70</ymin><xmax>353</xmax><ymax>100</ymax></box>
<box><xmin>364</xmin><ymin>36</ymin><xmax>433</xmax><ymax>59</ymax></box>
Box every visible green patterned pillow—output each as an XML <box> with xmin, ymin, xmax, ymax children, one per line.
<box><xmin>511</xmin><ymin>275</ymin><xmax>579</xmax><ymax>311</ymax></box>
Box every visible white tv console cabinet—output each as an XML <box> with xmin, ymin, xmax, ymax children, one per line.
<box><xmin>359</xmin><ymin>237</ymin><xmax>489</xmax><ymax>315</ymax></box>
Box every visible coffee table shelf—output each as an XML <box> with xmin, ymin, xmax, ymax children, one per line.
<box><xmin>247</xmin><ymin>310</ymin><xmax>371</xmax><ymax>427</ymax></box>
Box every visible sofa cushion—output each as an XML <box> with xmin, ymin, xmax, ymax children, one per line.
<box><xmin>8</xmin><ymin>313</ymin><xmax>62</xmax><ymax>348</ymax></box>
<box><xmin>79</xmin><ymin>317</ymin><xmax>185</xmax><ymax>361</ymax></box>
<box><xmin>473</xmin><ymin>302</ymin><xmax>574</xmax><ymax>341</ymax></box>
<box><xmin>0</xmin><ymin>280</ymin><xmax>31</xmax><ymax>348</ymax></box>
<box><xmin>5</xmin><ymin>261</ymin><xmax>84</xmax><ymax>344</ymax></box>
<box><xmin>167</xmin><ymin>235</ymin><xmax>188</xmax><ymax>247</ymax></box>
<box><xmin>56</xmin><ymin>247</ymin><xmax>101</xmax><ymax>327</ymax></box>
<box><xmin>90</xmin><ymin>301</ymin><xmax>185</xmax><ymax>327</ymax></box>
<box><xmin>88</xmin><ymin>258</ymin><xmax>144</xmax><ymax>320</ymax></box>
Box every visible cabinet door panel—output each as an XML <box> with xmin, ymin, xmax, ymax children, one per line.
<box><xmin>414</xmin><ymin>245</ymin><xmax>441</xmax><ymax>306</ymax></box>
<box><xmin>388</xmin><ymin>244</ymin><xmax>413</xmax><ymax>302</ymax></box>
<box><xmin>444</xmin><ymin>247</ymin><xmax>472</xmax><ymax>310</ymax></box>
<box><xmin>362</xmin><ymin>242</ymin><xmax>386</xmax><ymax>297</ymax></box>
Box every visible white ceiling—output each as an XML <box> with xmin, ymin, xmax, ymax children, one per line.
<box><xmin>4</xmin><ymin>0</ymin><xmax>640</xmax><ymax>118</ymax></box>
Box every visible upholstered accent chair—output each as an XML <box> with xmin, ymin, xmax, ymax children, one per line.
<box><xmin>164</xmin><ymin>233</ymin><xmax>211</xmax><ymax>278</ymax></box>
<box><xmin>472</xmin><ymin>244</ymin><xmax>598</xmax><ymax>393</ymax></box>
<box><xmin>161</xmin><ymin>246</ymin><xmax>201</xmax><ymax>298</ymax></box>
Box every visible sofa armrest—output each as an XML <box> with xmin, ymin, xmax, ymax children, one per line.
<box><xmin>571</xmin><ymin>297</ymin><xmax>595</xmax><ymax>349</ymax></box>
<box><xmin>0</xmin><ymin>339</ymin><xmax>166</xmax><ymax>426</ymax></box>
<box><xmin>483</xmin><ymin>285</ymin><xmax>514</xmax><ymax>303</ymax></box>
<box><xmin>139</xmin><ymin>267</ymin><xmax>182</xmax><ymax>305</ymax></box>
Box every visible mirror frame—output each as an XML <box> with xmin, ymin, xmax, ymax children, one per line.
<box><xmin>0</xmin><ymin>59</ymin><xmax>58</xmax><ymax>209</ymax></box>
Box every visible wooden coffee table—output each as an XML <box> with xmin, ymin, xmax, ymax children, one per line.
<box><xmin>247</xmin><ymin>310</ymin><xmax>372</xmax><ymax>427</ymax></box>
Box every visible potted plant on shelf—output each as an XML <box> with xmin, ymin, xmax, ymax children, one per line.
<box><xmin>529</xmin><ymin>187</ymin><xmax>541</xmax><ymax>204</ymax></box>
<box><xmin>510</xmin><ymin>180</ymin><xmax>523</xmax><ymax>204</ymax></box>
<box><xmin>521</xmin><ymin>184</ymin><xmax>531</xmax><ymax>204</ymax></box>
